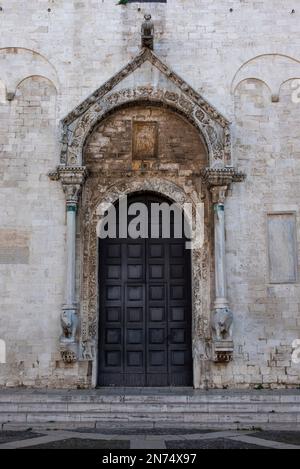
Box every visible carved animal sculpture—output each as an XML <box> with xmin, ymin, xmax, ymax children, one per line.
<box><xmin>141</xmin><ymin>14</ymin><xmax>154</xmax><ymax>49</ymax></box>
<box><xmin>60</xmin><ymin>309</ymin><xmax>78</xmax><ymax>343</ymax></box>
<box><xmin>211</xmin><ymin>307</ymin><xmax>233</xmax><ymax>341</ymax></box>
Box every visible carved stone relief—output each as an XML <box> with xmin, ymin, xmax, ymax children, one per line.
<box><xmin>59</xmin><ymin>48</ymin><xmax>231</xmax><ymax>169</ymax></box>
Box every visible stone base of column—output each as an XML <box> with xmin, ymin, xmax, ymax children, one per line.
<box><xmin>60</xmin><ymin>305</ymin><xmax>79</xmax><ymax>363</ymax></box>
<box><xmin>211</xmin><ymin>305</ymin><xmax>234</xmax><ymax>363</ymax></box>
<box><xmin>212</xmin><ymin>340</ymin><xmax>234</xmax><ymax>363</ymax></box>
<box><xmin>213</xmin><ymin>297</ymin><xmax>229</xmax><ymax>309</ymax></box>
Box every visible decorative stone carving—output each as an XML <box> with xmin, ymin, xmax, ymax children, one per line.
<box><xmin>141</xmin><ymin>14</ymin><xmax>154</xmax><ymax>50</ymax></box>
<box><xmin>61</xmin><ymin>349</ymin><xmax>77</xmax><ymax>364</ymax></box>
<box><xmin>201</xmin><ymin>167</ymin><xmax>246</xmax><ymax>188</ymax></box>
<box><xmin>48</xmin><ymin>41</ymin><xmax>247</xmax><ymax>377</ymax></box>
<box><xmin>58</xmin><ymin>47</ymin><xmax>231</xmax><ymax>168</ymax></box>
<box><xmin>212</xmin><ymin>343</ymin><xmax>234</xmax><ymax>363</ymax></box>
<box><xmin>80</xmin><ymin>340</ymin><xmax>96</xmax><ymax>361</ymax></box>
<box><xmin>210</xmin><ymin>185</ymin><xmax>227</xmax><ymax>205</ymax></box>
<box><xmin>211</xmin><ymin>307</ymin><xmax>233</xmax><ymax>341</ymax></box>
<box><xmin>49</xmin><ymin>166</ymin><xmax>88</xmax><ymax>206</ymax></box>
<box><xmin>78</xmin><ymin>177</ymin><xmax>211</xmax><ymax>387</ymax></box>
<box><xmin>201</xmin><ymin>167</ymin><xmax>245</xmax><ymax>364</ymax></box>
<box><xmin>49</xmin><ymin>166</ymin><xmax>88</xmax><ymax>363</ymax></box>
<box><xmin>60</xmin><ymin>307</ymin><xmax>78</xmax><ymax>344</ymax></box>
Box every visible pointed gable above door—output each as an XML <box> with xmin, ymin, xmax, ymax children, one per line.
<box><xmin>60</xmin><ymin>48</ymin><xmax>232</xmax><ymax>168</ymax></box>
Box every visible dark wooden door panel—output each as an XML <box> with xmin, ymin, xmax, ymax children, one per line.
<box><xmin>98</xmin><ymin>194</ymin><xmax>192</xmax><ymax>387</ymax></box>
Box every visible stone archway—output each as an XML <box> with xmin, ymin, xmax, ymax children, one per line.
<box><xmin>81</xmin><ymin>175</ymin><xmax>211</xmax><ymax>389</ymax></box>
<box><xmin>49</xmin><ymin>47</ymin><xmax>245</xmax><ymax>386</ymax></box>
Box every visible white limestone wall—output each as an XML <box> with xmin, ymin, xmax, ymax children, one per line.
<box><xmin>0</xmin><ymin>0</ymin><xmax>299</xmax><ymax>387</ymax></box>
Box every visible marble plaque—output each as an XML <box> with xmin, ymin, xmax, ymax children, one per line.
<box><xmin>267</xmin><ymin>213</ymin><xmax>298</xmax><ymax>284</ymax></box>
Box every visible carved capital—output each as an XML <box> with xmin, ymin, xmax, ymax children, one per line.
<box><xmin>63</xmin><ymin>184</ymin><xmax>82</xmax><ymax>207</ymax></box>
<box><xmin>210</xmin><ymin>185</ymin><xmax>228</xmax><ymax>205</ymax></box>
<box><xmin>201</xmin><ymin>166</ymin><xmax>246</xmax><ymax>189</ymax></box>
<box><xmin>49</xmin><ymin>166</ymin><xmax>88</xmax><ymax>207</ymax></box>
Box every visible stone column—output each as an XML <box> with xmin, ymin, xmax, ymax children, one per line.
<box><xmin>211</xmin><ymin>186</ymin><xmax>228</xmax><ymax>310</ymax></box>
<box><xmin>49</xmin><ymin>167</ymin><xmax>87</xmax><ymax>363</ymax></box>
<box><xmin>210</xmin><ymin>185</ymin><xmax>234</xmax><ymax>362</ymax></box>
<box><xmin>201</xmin><ymin>167</ymin><xmax>246</xmax><ymax>363</ymax></box>
<box><xmin>63</xmin><ymin>185</ymin><xmax>80</xmax><ymax>312</ymax></box>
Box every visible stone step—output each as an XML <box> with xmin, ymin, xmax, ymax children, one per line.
<box><xmin>0</xmin><ymin>390</ymin><xmax>299</xmax><ymax>429</ymax></box>
<box><xmin>0</xmin><ymin>402</ymin><xmax>300</xmax><ymax>413</ymax></box>
<box><xmin>0</xmin><ymin>411</ymin><xmax>299</xmax><ymax>425</ymax></box>
<box><xmin>0</xmin><ymin>391</ymin><xmax>300</xmax><ymax>403</ymax></box>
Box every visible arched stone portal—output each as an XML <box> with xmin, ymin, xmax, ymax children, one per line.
<box><xmin>80</xmin><ymin>104</ymin><xmax>211</xmax><ymax>388</ymax></box>
<box><xmin>49</xmin><ymin>47</ymin><xmax>245</xmax><ymax>388</ymax></box>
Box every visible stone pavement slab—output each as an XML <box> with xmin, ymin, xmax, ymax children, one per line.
<box><xmin>251</xmin><ymin>431</ymin><xmax>300</xmax><ymax>446</ymax></box>
<box><xmin>1</xmin><ymin>427</ymin><xmax>300</xmax><ymax>449</ymax></box>
<box><xmin>24</xmin><ymin>438</ymin><xmax>130</xmax><ymax>450</ymax></box>
<box><xmin>166</xmin><ymin>438</ymin><xmax>272</xmax><ymax>449</ymax></box>
<box><xmin>0</xmin><ymin>431</ymin><xmax>44</xmax><ymax>444</ymax></box>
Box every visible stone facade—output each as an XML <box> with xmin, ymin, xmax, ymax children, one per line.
<box><xmin>0</xmin><ymin>0</ymin><xmax>299</xmax><ymax>389</ymax></box>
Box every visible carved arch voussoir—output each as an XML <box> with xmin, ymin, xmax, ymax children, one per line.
<box><xmin>62</xmin><ymin>86</ymin><xmax>231</xmax><ymax>168</ymax></box>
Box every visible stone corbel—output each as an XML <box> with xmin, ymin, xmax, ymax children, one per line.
<box><xmin>201</xmin><ymin>167</ymin><xmax>246</xmax><ymax>363</ymax></box>
<box><xmin>49</xmin><ymin>166</ymin><xmax>88</xmax><ymax>363</ymax></box>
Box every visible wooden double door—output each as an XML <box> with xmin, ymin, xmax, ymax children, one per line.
<box><xmin>98</xmin><ymin>194</ymin><xmax>193</xmax><ymax>387</ymax></box>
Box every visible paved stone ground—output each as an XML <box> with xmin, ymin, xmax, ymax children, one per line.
<box><xmin>0</xmin><ymin>431</ymin><xmax>44</xmax><ymax>444</ymax></box>
<box><xmin>0</xmin><ymin>428</ymin><xmax>300</xmax><ymax>449</ymax></box>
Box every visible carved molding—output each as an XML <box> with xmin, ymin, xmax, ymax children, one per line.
<box><xmin>58</xmin><ymin>48</ymin><xmax>231</xmax><ymax>168</ymax></box>
<box><xmin>62</xmin><ymin>49</ymin><xmax>229</xmax><ymax>128</ymax></box>
<box><xmin>201</xmin><ymin>167</ymin><xmax>246</xmax><ymax>189</ymax></box>
<box><xmin>49</xmin><ymin>166</ymin><xmax>88</xmax><ymax>206</ymax></box>
<box><xmin>80</xmin><ymin>178</ymin><xmax>211</xmax><ymax>384</ymax></box>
